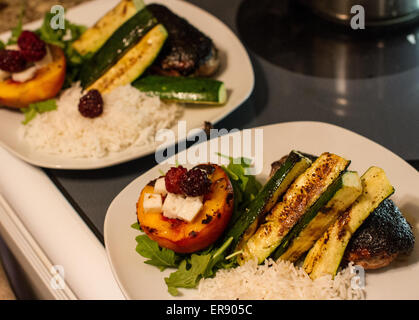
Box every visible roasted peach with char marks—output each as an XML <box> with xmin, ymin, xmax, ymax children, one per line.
<box><xmin>0</xmin><ymin>45</ymin><xmax>66</xmax><ymax>109</ymax></box>
<box><xmin>137</xmin><ymin>164</ymin><xmax>234</xmax><ymax>253</ymax></box>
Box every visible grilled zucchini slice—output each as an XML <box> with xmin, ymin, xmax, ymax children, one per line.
<box><xmin>80</xmin><ymin>7</ymin><xmax>159</xmax><ymax>90</ymax></box>
<box><xmin>303</xmin><ymin>166</ymin><xmax>394</xmax><ymax>279</ymax></box>
<box><xmin>224</xmin><ymin>151</ymin><xmax>312</xmax><ymax>256</ymax></box>
<box><xmin>133</xmin><ymin>75</ymin><xmax>227</xmax><ymax>105</ymax></box>
<box><xmin>86</xmin><ymin>24</ymin><xmax>168</xmax><ymax>93</ymax></box>
<box><xmin>274</xmin><ymin>171</ymin><xmax>362</xmax><ymax>262</ymax></box>
<box><xmin>240</xmin><ymin>152</ymin><xmax>350</xmax><ymax>264</ymax></box>
<box><xmin>72</xmin><ymin>0</ymin><xmax>144</xmax><ymax>56</ymax></box>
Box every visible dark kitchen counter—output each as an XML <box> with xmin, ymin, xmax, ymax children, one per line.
<box><xmin>43</xmin><ymin>0</ymin><xmax>419</xmax><ymax>243</ymax></box>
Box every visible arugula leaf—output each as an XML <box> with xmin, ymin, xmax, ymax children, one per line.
<box><xmin>222</xmin><ymin>156</ymin><xmax>262</xmax><ymax>224</ymax></box>
<box><xmin>135</xmin><ymin>235</ymin><xmax>180</xmax><ymax>271</ymax></box>
<box><xmin>227</xmin><ymin>157</ymin><xmax>261</xmax><ymax>196</ymax></box>
<box><xmin>36</xmin><ymin>12</ymin><xmax>87</xmax><ymax>88</ymax></box>
<box><xmin>131</xmin><ymin>222</ymin><xmax>141</xmax><ymax>230</ymax></box>
<box><xmin>134</xmin><ymin>231</ymin><xmax>227</xmax><ymax>295</ymax></box>
<box><xmin>65</xmin><ymin>19</ymin><xmax>87</xmax><ymax>44</ymax></box>
<box><xmin>0</xmin><ymin>41</ymin><xmax>5</xmax><ymax>50</ymax></box>
<box><xmin>21</xmin><ymin>108</ymin><xmax>37</xmax><ymax>125</ymax></box>
<box><xmin>38</xmin><ymin>13</ymin><xmax>85</xmax><ymax>47</ymax></box>
<box><xmin>21</xmin><ymin>99</ymin><xmax>57</xmax><ymax>125</ymax></box>
<box><xmin>165</xmin><ymin>254</ymin><xmax>211</xmax><ymax>296</ymax></box>
<box><xmin>37</xmin><ymin>12</ymin><xmax>86</xmax><ymax>61</ymax></box>
<box><xmin>203</xmin><ymin>237</ymin><xmax>235</xmax><ymax>278</ymax></box>
<box><xmin>33</xmin><ymin>99</ymin><xmax>57</xmax><ymax>113</ymax></box>
<box><xmin>37</xmin><ymin>14</ymin><xmax>63</xmax><ymax>47</ymax></box>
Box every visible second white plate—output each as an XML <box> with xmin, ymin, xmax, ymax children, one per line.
<box><xmin>104</xmin><ymin>121</ymin><xmax>419</xmax><ymax>300</ymax></box>
<box><xmin>0</xmin><ymin>0</ymin><xmax>254</xmax><ymax>169</ymax></box>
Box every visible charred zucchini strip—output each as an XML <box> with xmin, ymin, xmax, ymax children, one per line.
<box><xmin>86</xmin><ymin>24</ymin><xmax>168</xmax><ymax>93</ymax></box>
<box><xmin>72</xmin><ymin>0</ymin><xmax>144</xmax><ymax>56</ymax></box>
<box><xmin>80</xmin><ymin>6</ymin><xmax>159</xmax><ymax>90</ymax></box>
<box><xmin>303</xmin><ymin>166</ymin><xmax>394</xmax><ymax>279</ymax></box>
<box><xmin>224</xmin><ymin>151</ymin><xmax>312</xmax><ymax>255</ymax></box>
<box><xmin>274</xmin><ymin>171</ymin><xmax>362</xmax><ymax>262</ymax></box>
<box><xmin>240</xmin><ymin>152</ymin><xmax>350</xmax><ymax>264</ymax></box>
<box><xmin>133</xmin><ymin>75</ymin><xmax>227</xmax><ymax>105</ymax></box>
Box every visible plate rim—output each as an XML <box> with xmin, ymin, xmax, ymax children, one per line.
<box><xmin>104</xmin><ymin>120</ymin><xmax>419</xmax><ymax>300</ymax></box>
<box><xmin>0</xmin><ymin>0</ymin><xmax>255</xmax><ymax>170</ymax></box>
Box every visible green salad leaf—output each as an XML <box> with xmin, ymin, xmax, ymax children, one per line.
<box><xmin>0</xmin><ymin>41</ymin><xmax>5</xmax><ymax>50</ymax></box>
<box><xmin>221</xmin><ymin>155</ymin><xmax>262</xmax><ymax>224</ymax></box>
<box><xmin>131</xmin><ymin>222</ymin><xmax>141</xmax><ymax>230</ymax></box>
<box><xmin>38</xmin><ymin>12</ymin><xmax>86</xmax><ymax>50</ymax></box>
<box><xmin>135</xmin><ymin>235</ymin><xmax>180</xmax><ymax>271</ymax></box>
<box><xmin>36</xmin><ymin>12</ymin><xmax>87</xmax><ymax>88</ymax></box>
<box><xmin>20</xmin><ymin>99</ymin><xmax>57</xmax><ymax>125</ymax></box>
<box><xmin>21</xmin><ymin>108</ymin><xmax>37</xmax><ymax>125</ymax></box>
<box><xmin>165</xmin><ymin>254</ymin><xmax>211</xmax><ymax>296</ymax></box>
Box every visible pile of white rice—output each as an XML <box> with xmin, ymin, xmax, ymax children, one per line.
<box><xmin>198</xmin><ymin>259</ymin><xmax>365</xmax><ymax>300</ymax></box>
<box><xmin>20</xmin><ymin>83</ymin><xmax>183</xmax><ymax>158</ymax></box>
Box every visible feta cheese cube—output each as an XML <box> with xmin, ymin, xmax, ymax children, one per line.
<box><xmin>162</xmin><ymin>193</ymin><xmax>204</xmax><ymax>222</ymax></box>
<box><xmin>177</xmin><ymin>196</ymin><xmax>204</xmax><ymax>223</ymax></box>
<box><xmin>162</xmin><ymin>193</ymin><xmax>184</xmax><ymax>219</ymax></box>
<box><xmin>154</xmin><ymin>177</ymin><xmax>167</xmax><ymax>196</ymax></box>
<box><xmin>143</xmin><ymin>193</ymin><xmax>162</xmax><ymax>214</ymax></box>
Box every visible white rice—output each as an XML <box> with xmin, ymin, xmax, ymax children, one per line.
<box><xmin>20</xmin><ymin>83</ymin><xmax>183</xmax><ymax>158</ymax></box>
<box><xmin>198</xmin><ymin>259</ymin><xmax>365</xmax><ymax>300</ymax></box>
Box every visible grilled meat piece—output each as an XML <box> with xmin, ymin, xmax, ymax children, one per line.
<box><xmin>344</xmin><ymin>199</ymin><xmax>415</xmax><ymax>269</ymax></box>
<box><xmin>147</xmin><ymin>4</ymin><xmax>220</xmax><ymax>77</ymax></box>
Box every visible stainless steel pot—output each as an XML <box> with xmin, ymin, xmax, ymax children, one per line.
<box><xmin>299</xmin><ymin>0</ymin><xmax>419</xmax><ymax>26</ymax></box>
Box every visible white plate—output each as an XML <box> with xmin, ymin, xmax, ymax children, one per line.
<box><xmin>104</xmin><ymin>121</ymin><xmax>419</xmax><ymax>300</ymax></box>
<box><xmin>0</xmin><ymin>0</ymin><xmax>254</xmax><ymax>169</ymax></box>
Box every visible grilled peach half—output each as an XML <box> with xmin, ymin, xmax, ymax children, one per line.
<box><xmin>137</xmin><ymin>164</ymin><xmax>234</xmax><ymax>253</ymax></box>
<box><xmin>0</xmin><ymin>45</ymin><xmax>66</xmax><ymax>108</ymax></box>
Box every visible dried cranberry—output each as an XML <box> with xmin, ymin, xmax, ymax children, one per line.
<box><xmin>17</xmin><ymin>31</ymin><xmax>47</xmax><ymax>62</ymax></box>
<box><xmin>78</xmin><ymin>89</ymin><xmax>104</xmax><ymax>118</ymax></box>
<box><xmin>0</xmin><ymin>49</ymin><xmax>26</xmax><ymax>73</ymax></box>
<box><xmin>165</xmin><ymin>166</ymin><xmax>187</xmax><ymax>194</ymax></box>
<box><xmin>180</xmin><ymin>167</ymin><xmax>212</xmax><ymax>197</ymax></box>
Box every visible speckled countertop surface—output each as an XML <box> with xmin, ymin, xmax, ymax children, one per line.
<box><xmin>0</xmin><ymin>0</ymin><xmax>88</xmax><ymax>33</ymax></box>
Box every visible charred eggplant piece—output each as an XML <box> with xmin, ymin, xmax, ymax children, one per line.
<box><xmin>344</xmin><ymin>199</ymin><xmax>415</xmax><ymax>269</ymax></box>
<box><xmin>147</xmin><ymin>4</ymin><xmax>220</xmax><ymax>77</ymax></box>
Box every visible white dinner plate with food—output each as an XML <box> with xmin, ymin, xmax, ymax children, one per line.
<box><xmin>104</xmin><ymin>121</ymin><xmax>419</xmax><ymax>300</ymax></box>
<box><xmin>0</xmin><ymin>0</ymin><xmax>254</xmax><ymax>169</ymax></box>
